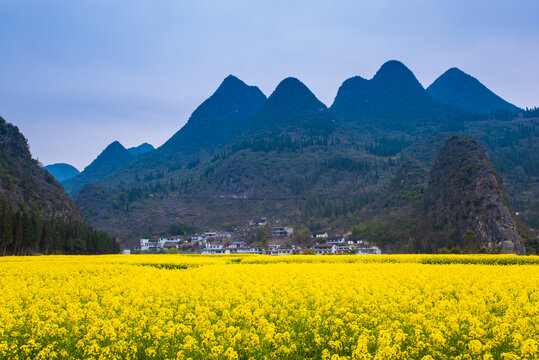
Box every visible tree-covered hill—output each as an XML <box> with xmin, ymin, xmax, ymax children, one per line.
<box><xmin>62</xmin><ymin>141</ymin><xmax>134</xmax><ymax>195</ymax></box>
<box><xmin>330</xmin><ymin>60</ymin><xmax>467</xmax><ymax>133</ymax></box>
<box><xmin>427</xmin><ymin>67</ymin><xmax>519</xmax><ymax>114</ymax></box>
<box><xmin>0</xmin><ymin>116</ymin><xmax>118</xmax><ymax>255</ymax></box>
<box><xmin>354</xmin><ymin>136</ymin><xmax>526</xmax><ymax>254</ymax></box>
<box><xmin>96</xmin><ymin>75</ymin><xmax>268</xmax><ymax>189</ymax></box>
<box><xmin>0</xmin><ymin>117</ymin><xmax>80</xmax><ymax>219</ymax></box>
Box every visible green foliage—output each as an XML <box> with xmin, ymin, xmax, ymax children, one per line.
<box><xmin>292</xmin><ymin>227</ymin><xmax>312</xmax><ymax>246</ymax></box>
<box><xmin>366</xmin><ymin>137</ymin><xmax>411</xmax><ymax>157</ymax></box>
<box><xmin>522</xmin><ymin>106</ymin><xmax>539</xmax><ymax>118</ymax></box>
<box><xmin>353</xmin><ymin>209</ymin><xmax>418</xmax><ymax>251</ymax></box>
<box><xmin>166</xmin><ymin>221</ymin><xmax>197</xmax><ymax>236</ymax></box>
<box><xmin>0</xmin><ymin>195</ymin><xmax>118</xmax><ymax>255</ymax></box>
<box><xmin>222</xmin><ymin>222</ymin><xmax>236</xmax><ymax>232</ymax></box>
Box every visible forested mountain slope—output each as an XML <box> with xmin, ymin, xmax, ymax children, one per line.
<box><xmin>0</xmin><ymin>116</ymin><xmax>118</xmax><ymax>255</ymax></box>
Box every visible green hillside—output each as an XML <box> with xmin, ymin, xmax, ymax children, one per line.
<box><xmin>0</xmin><ymin>116</ymin><xmax>118</xmax><ymax>255</ymax></box>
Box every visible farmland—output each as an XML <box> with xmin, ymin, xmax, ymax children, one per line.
<box><xmin>0</xmin><ymin>255</ymin><xmax>537</xmax><ymax>359</ymax></box>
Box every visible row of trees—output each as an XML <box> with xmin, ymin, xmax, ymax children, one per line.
<box><xmin>0</xmin><ymin>197</ymin><xmax>119</xmax><ymax>256</ymax></box>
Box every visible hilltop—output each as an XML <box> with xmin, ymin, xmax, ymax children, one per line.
<box><xmin>330</xmin><ymin>60</ymin><xmax>465</xmax><ymax>132</ymax></box>
<box><xmin>45</xmin><ymin>163</ymin><xmax>80</xmax><ymax>182</ymax></box>
<box><xmin>427</xmin><ymin>67</ymin><xmax>519</xmax><ymax>114</ymax></box>
<box><xmin>62</xmin><ymin>141</ymin><xmax>134</xmax><ymax>195</ymax></box>
<box><xmin>127</xmin><ymin>143</ymin><xmax>154</xmax><ymax>156</ymax></box>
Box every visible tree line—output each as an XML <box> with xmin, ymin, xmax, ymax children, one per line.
<box><xmin>0</xmin><ymin>197</ymin><xmax>119</xmax><ymax>256</ymax></box>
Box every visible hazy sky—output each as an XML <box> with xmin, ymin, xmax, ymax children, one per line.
<box><xmin>1</xmin><ymin>0</ymin><xmax>538</xmax><ymax>170</ymax></box>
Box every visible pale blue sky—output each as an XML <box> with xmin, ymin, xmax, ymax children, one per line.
<box><xmin>1</xmin><ymin>0</ymin><xmax>538</xmax><ymax>169</ymax></box>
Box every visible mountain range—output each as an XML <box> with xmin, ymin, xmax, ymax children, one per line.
<box><xmin>61</xmin><ymin>141</ymin><xmax>154</xmax><ymax>195</ymax></box>
<box><xmin>50</xmin><ymin>60</ymin><xmax>537</xmax><ymax>254</ymax></box>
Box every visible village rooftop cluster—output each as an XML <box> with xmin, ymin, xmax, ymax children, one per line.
<box><xmin>130</xmin><ymin>223</ymin><xmax>381</xmax><ymax>255</ymax></box>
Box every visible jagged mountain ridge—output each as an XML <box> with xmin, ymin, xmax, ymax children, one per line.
<box><xmin>69</xmin><ymin>62</ymin><xmax>536</xmax><ymax>252</ymax></box>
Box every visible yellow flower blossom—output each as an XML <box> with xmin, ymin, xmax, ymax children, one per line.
<box><xmin>0</xmin><ymin>254</ymin><xmax>537</xmax><ymax>359</ymax></box>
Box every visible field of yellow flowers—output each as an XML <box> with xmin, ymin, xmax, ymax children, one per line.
<box><xmin>0</xmin><ymin>254</ymin><xmax>537</xmax><ymax>360</ymax></box>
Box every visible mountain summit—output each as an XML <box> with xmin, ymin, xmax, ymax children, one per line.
<box><xmin>330</xmin><ymin>60</ymin><xmax>460</xmax><ymax>131</ymax></box>
<box><xmin>127</xmin><ymin>143</ymin><xmax>154</xmax><ymax>156</ymax></box>
<box><xmin>427</xmin><ymin>67</ymin><xmax>518</xmax><ymax>113</ymax></box>
<box><xmin>63</xmin><ymin>141</ymin><xmax>133</xmax><ymax>194</ymax></box>
<box><xmin>372</xmin><ymin>60</ymin><xmax>425</xmax><ymax>92</ymax></box>
<box><xmin>45</xmin><ymin>163</ymin><xmax>80</xmax><ymax>182</ymax></box>
<box><xmin>160</xmin><ymin>75</ymin><xmax>267</xmax><ymax>156</ymax></box>
<box><xmin>78</xmin><ymin>75</ymin><xmax>267</xmax><ymax>191</ymax></box>
<box><xmin>248</xmin><ymin>77</ymin><xmax>332</xmax><ymax>135</ymax></box>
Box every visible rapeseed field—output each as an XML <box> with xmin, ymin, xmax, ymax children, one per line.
<box><xmin>0</xmin><ymin>255</ymin><xmax>537</xmax><ymax>359</ymax></box>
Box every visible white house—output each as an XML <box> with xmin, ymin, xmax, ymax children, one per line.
<box><xmin>326</xmin><ymin>237</ymin><xmax>345</xmax><ymax>245</ymax></box>
<box><xmin>314</xmin><ymin>244</ymin><xmax>337</xmax><ymax>255</ymax></box>
<box><xmin>356</xmin><ymin>246</ymin><xmax>382</xmax><ymax>255</ymax></box>
<box><xmin>268</xmin><ymin>248</ymin><xmax>294</xmax><ymax>256</ymax></box>
<box><xmin>272</xmin><ymin>226</ymin><xmax>294</xmax><ymax>237</ymax></box>
<box><xmin>314</xmin><ymin>232</ymin><xmax>328</xmax><ymax>238</ymax></box>
<box><xmin>205</xmin><ymin>243</ymin><xmax>223</xmax><ymax>250</ymax></box>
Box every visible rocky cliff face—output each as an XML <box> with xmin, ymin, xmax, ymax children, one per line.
<box><xmin>425</xmin><ymin>136</ymin><xmax>524</xmax><ymax>254</ymax></box>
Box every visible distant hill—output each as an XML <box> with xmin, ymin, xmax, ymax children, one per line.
<box><xmin>63</xmin><ymin>141</ymin><xmax>134</xmax><ymax>195</ymax></box>
<box><xmin>247</xmin><ymin>77</ymin><xmax>333</xmax><ymax>136</ymax></box>
<box><xmin>427</xmin><ymin>67</ymin><xmax>519</xmax><ymax>113</ymax></box>
<box><xmin>95</xmin><ymin>75</ymin><xmax>268</xmax><ymax>189</ymax></box>
<box><xmin>161</xmin><ymin>75</ymin><xmax>267</xmax><ymax>157</ymax></box>
<box><xmin>127</xmin><ymin>143</ymin><xmax>154</xmax><ymax>156</ymax></box>
<box><xmin>330</xmin><ymin>60</ymin><xmax>465</xmax><ymax>132</ymax></box>
<box><xmin>0</xmin><ymin>116</ymin><xmax>118</xmax><ymax>255</ymax></box>
<box><xmin>45</xmin><ymin>163</ymin><xmax>80</xmax><ymax>182</ymax></box>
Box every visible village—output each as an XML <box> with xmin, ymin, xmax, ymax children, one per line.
<box><xmin>130</xmin><ymin>218</ymin><xmax>381</xmax><ymax>255</ymax></box>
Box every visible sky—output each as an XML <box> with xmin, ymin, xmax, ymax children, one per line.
<box><xmin>1</xmin><ymin>0</ymin><xmax>538</xmax><ymax>170</ymax></box>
